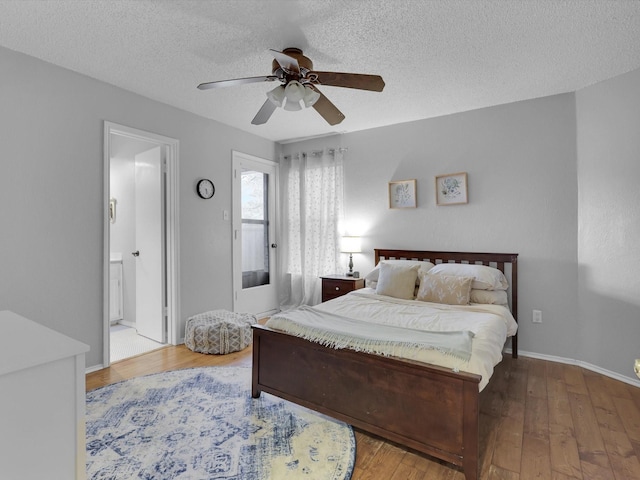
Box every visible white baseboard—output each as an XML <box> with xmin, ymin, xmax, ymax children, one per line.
<box><xmin>85</xmin><ymin>364</ymin><xmax>104</xmax><ymax>374</ymax></box>
<box><xmin>85</xmin><ymin>339</ymin><xmax>185</xmax><ymax>375</ymax></box>
<box><xmin>504</xmin><ymin>348</ymin><xmax>640</xmax><ymax>388</ymax></box>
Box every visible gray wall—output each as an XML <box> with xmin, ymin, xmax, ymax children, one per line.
<box><xmin>0</xmin><ymin>46</ymin><xmax>276</xmax><ymax>368</ymax></box>
<box><xmin>284</xmin><ymin>79</ymin><xmax>640</xmax><ymax>383</ymax></box>
<box><xmin>576</xmin><ymin>67</ymin><xmax>640</xmax><ymax>379</ymax></box>
<box><xmin>283</xmin><ymin>93</ymin><xmax>580</xmax><ymax>364</ymax></box>
<box><xmin>2</xmin><ymin>43</ymin><xmax>637</xmax><ymax>383</ymax></box>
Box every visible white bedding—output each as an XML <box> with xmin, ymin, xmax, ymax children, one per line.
<box><xmin>288</xmin><ymin>288</ymin><xmax>517</xmax><ymax>391</ymax></box>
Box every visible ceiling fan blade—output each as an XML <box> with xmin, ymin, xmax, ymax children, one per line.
<box><xmin>310</xmin><ymin>86</ymin><xmax>345</xmax><ymax>126</ymax></box>
<box><xmin>269</xmin><ymin>49</ymin><xmax>300</xmax><ymax>75</ymax></box>
<box><xmin>251</xmin><ymin>99</ymin><xmax>278</xmax><ymax>125</ymax></box>
<box><xmin>309</xmin><ymin>71</ymin><xmax>385</xmax><ymax>92</ymax></box>
<box><xmin>197</xmin><ymin>76</ymin><xmax>278</xmax><ymax>90</ymax></box>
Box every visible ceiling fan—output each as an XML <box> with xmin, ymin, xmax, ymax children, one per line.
<box><xmin>197</xmin><ymin>48</ymin><xmax>385</xmax><ymax>126</ymax></box>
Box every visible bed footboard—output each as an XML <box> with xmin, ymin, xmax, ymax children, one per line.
<box><xmin>252</xmin><ymin>324</ymin><xmax>482</xmax><ymax>480</ymax></box>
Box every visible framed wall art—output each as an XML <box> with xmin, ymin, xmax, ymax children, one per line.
<box><xmin>389</xmin><ymin>179</ymin><xmax>417</xmax><ymax>208</ymax></box>
<box><xmin>435</xmin><ymin>172</ymin><xmax>468</xmax><ymax>205</ymax></box>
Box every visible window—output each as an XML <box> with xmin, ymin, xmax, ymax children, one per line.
<box><xmin>241</xmin><ymin>169</ymin><xmax>270</xmax><ymax>289</ymax></box>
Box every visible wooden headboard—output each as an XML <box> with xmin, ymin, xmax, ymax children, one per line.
<box><xmin>374</xmin><ymin>248</ymin><xmax>519</xmax><ymax>357</ymax></box>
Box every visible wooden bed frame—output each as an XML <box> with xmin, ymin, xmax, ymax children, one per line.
<box><xmin>252</xmin><ymin>249</ymin><xmax>518</xmax><ymax>480</ymax></box>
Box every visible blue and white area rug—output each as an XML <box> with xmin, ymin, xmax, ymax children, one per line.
<box><xmin>86</xmin><ymin>366</ymin><xmax>355</xmax><ymax>480</ymax></box>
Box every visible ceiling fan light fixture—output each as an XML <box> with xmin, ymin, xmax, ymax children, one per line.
<box><xmin>266</xmin><ymin>85</ymin><xmax>285</xmax><ymax>107</ymax></box>
<box><xmin>284</xmin><ymin>80</ymin><xmax>305</xmax><ymax>102</ymax></box>
<box><xmin>303</xmin><ymin>87</ymin><xmax>320</xmax><ymax>107</ymax></box>
<box><xmin>198</xmin><ymin>48</ymin><xmax>384</xmax><ymax>126</ymax></box>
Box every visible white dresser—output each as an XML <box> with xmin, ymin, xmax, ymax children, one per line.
<box><xmin>0</xmin><ymin>310</ymin><xmax>90</xmax><ymax>480</ymax></box>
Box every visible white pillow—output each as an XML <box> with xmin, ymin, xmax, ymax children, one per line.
<box><xmin>428</xmin><ymin>264</ymin><xmax>508</xmax><ymax>291</ymax></box>
<box><xmin>365</xmin><ymin>260</ymin><xmax>435</xmax><ymax>287</ymax></box>
<box><xmin>470</xmin><ymin>289</ymin><xmax>508</xmax><ymax>305</ymax></box>
<box><xmin>375</xmin><ymin>262</ymin><xmax>420</xmax><ymax>300</ymax></box>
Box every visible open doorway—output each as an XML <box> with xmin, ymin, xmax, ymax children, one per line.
<box><xmin>103</xmin><ymin>122</ymin><xmax>180</xmax><ymax>366</ymax></box>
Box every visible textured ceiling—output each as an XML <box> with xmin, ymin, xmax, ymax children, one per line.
<box><xmin>2</xmin><ymin>1</ymin><xmax>640</xmax><ymax>143</ymax></box>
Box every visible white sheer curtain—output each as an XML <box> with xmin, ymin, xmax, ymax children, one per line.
<box><xmin>278</xmin><ymin>148</ymin><xmax>344</xmax><ymax>309</ymax></box>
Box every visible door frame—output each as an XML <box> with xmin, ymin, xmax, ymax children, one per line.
<box><xmin>232</xmin><ymin>150</ymin><xmax>279</xmax><ymax>317</ymax></box>
<box><xmin>103</xmin><ymin>121</ymin><xmax>180</xmax><ymax>367</ymax></box>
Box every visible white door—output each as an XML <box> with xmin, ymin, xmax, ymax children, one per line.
<box><xmin>232</xmin><ymin>151</ymin><xmax>278</xmax><ymax>316</ymax></box>
<box><xmin>134</xmin><ymin>146</ymin><xmax>166</xmax><ymax>343</ymax></box>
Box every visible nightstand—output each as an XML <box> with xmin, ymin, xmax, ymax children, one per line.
<box><xmin>321</xmin><ymin>275</ymin><xmax>365</xmax><ymax>302</ymax></box>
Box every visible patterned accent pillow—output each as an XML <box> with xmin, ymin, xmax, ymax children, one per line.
<box><xmin>416</xmin><ymin>274</ymin><xmax>474</xmax><ymax>305</ymax></box>
<box><xmin>375</xmin><ymin>262</ymin><xmax>420</xmax><ymax>300</ymax></box>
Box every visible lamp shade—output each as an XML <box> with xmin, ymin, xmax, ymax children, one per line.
<box><xmin>284</xmin><ymin>80</ymin><xmax>305</xmax><ymax>102</ymax></box>
<box><xmin>283</xmin><ymin>98</ymin><xmax>302</xmax><ymax>111</ymax></box>
<box><xmin>341</xmin><ymin>236</ymin><xmax>362</xmax><ymax>253</ymax></box>
<box><xmin>303</xmin><ymin>87</ymin><xmax>321</xmax><ymax>107</ymax></box>
<box><xmin>266</xmin><ymin>85</ymin><xmax>285</xmax><ymax>107</ymax></box>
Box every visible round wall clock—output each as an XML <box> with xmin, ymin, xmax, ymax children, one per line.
<box><xmin>197</xmin><ymin>179</ymin><xmax>215</xmax><ymax>199</ymax></box>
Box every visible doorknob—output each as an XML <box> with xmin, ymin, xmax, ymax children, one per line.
<box><xmin>271</xmin><ymin>243</ymin><xmax>277</xmax><ymax>248</ymax></box>
<box><xmin>132</xmin><ymin>250</ymin><xmax>140</xmax><ymax>257</ymax></box>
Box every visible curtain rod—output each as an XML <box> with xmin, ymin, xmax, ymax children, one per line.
<box><xmin>283</xmin><ymin>147</ymin><xmax>348</xmax><ymax>160</ymax></box>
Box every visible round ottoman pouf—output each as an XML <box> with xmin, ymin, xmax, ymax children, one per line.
<box><xmin>185</xmin><ymin>309</ymin><xmax>256</xmax><ymax>354</ymax></box>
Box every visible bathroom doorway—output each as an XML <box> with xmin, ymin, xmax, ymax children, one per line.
<box><xmin>103</xmin><ymin>122</ymin><xmax>180</xmax><ymax>366</ymax></box>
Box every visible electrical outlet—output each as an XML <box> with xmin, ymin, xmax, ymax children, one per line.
<box><xmin>532</xmin><ymin>309</ymin><xmax>542</xmax><ymax>323</ymax></box>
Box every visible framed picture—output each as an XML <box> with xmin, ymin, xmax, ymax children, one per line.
<box><xmin>435</xmin><ymin>172</ymin><xmax>468</xmax><ymax>205</ymax></box>
<box><xmin>389</xmin><ymin>179</ymin><xmax>417</xmax><ymax>208</ymax></box>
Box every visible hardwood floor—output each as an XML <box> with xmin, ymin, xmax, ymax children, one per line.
<box><xmin>86</xmin><ymin>346</ymin><xmax>640</xmax><ymax>479</ymax></box>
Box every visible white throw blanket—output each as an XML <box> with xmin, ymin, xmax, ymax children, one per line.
<box><xmin>269</xmin><ymin>288</ymin><xmax>518</xmax><ymax>391</ymax></box>
<box><xmin>266</xmin><ymin>306</ymin><xmax>475</xmax><ymax>361</ymax></box>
